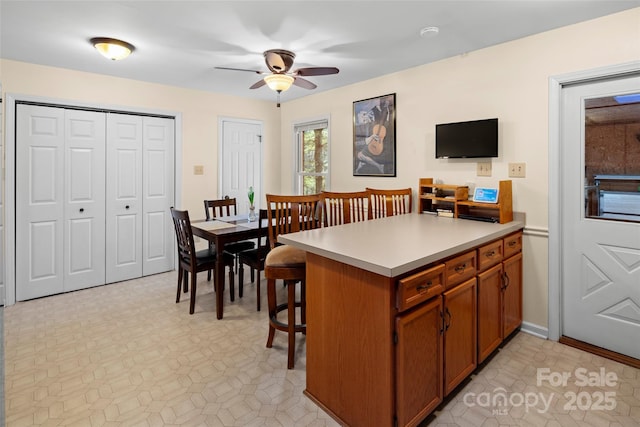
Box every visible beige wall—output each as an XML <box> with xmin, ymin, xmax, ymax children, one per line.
<box><xmin>0</xmin><ymin>59</ymin><xmax>282</xmax><ymax>214</ymax></box>
<box><xmin>278</xmin><ymin>8</ymin><xmax>640</xmax><ymax>330</ymax></box>
<box><xmin>1</xmin><ymin>8</ymin><xmax>638</xmax><ymax>328</ymax></box>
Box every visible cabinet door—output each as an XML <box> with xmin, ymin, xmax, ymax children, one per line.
<box><xmin>396</xmin><ymin>297</ymin><xmax>443</xmax><ymax>427</ymax></box>
<box><xmin>502</xmin><ymin>252</ymin><xmax>523</xmax><ymax>337</ymax></box>
<box><xmin>443</xmin><ymin>278</ymin><xmax>477</xmax><ymax>396</ymax></box>
<box><xmin>477</xmin><ymin>263</ymin><xmax>503</xmax><ymax>363</ymax></box>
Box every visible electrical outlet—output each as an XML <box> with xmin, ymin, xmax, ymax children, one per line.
<box><xmin>477</xmin><ymin>162</ymin><xmax>492</xmax><ymax>177</ymax></box>
<box><xmin>194</xmin><ymin>165</ymin><xmax>204</xmax><ymax>175</ymax></box>
<box><xmin>508</xmin><ymin>162</ymin><xmax>526</xmax><ymax>178</ymax></box>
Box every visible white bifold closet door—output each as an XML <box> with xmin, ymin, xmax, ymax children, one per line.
<box><xmin>16</xmin><ymin>105</ymin><xmax>174</xmax><ymax>301</ymax></box>
<box><xmin>16</xmin><ymin>105</ymin><xmax>106</xmax><ymax>300</ymax></box>
<box><xmin>106</xmin><ymin>114</ymin><xmax>174</xmax><ymax>283</ymax></box>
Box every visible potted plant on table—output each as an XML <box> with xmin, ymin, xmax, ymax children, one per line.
<box><xmin>248</xmin><ymin>186</ymin><xmax>256</xmax><ymax>221</ymax></box>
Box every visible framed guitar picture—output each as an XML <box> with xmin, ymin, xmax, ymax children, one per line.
<box><xmin>353</xmin><ymin>93</ymin><xmax>396</xmax><ymax>176</ymax></box>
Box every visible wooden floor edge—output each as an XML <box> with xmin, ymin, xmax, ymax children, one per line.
<box><xmin>560</xmin><ymin>336</ymin><xmax>640</xmax><ymax>369</ymax></box>
<box><xmin>303</xmin><ymin>389</ymin><xmax>348</xmax><ymax>426</ymax></box>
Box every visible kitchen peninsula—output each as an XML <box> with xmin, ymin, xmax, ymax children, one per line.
<box><xmin>279</xmin><ymin>213</ymin><xmax>525</xmax><ymax>427</ymax></box>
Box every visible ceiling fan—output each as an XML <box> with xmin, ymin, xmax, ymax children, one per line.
<box><xmin>216</xmin><ymin>49</ymin><xmax>339</xmax><ymax>104</ymax></box>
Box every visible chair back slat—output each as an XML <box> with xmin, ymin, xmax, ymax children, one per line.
<box><xmin>204</xmin><ymin>197</ymin><xmax>238</xmax><ymax>220</ymax></box>
<box><xmin>265</xmin><ymin>194</ymin><xmax>322</xmax><ymax>249</ymax></box>
<box><xmin>320</xmin><ymin>190</ymin><xmax>369</xmax><ymax>226</ymax></box>
<box><xmin>366</xmin><ymin>187</ymin><xmax>413</xmax><ymax>218</ymax></box>
<box><xmin>170</xmin><ymin>207</ymin><xmax>197</xmax><ymax>269</ymax></box>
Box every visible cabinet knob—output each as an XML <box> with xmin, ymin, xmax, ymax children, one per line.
<box><xmin>508</xmin><ymin>241</ymin><xmax>517</xmax><ymax>247</ymax></box>
<box><xmin>79</xmin><ymin>208</ymin><xmax>84</xmax><ymax>213</ymax></box>
<box><xmin>125</xmin><ymin>205</ymin><xmax>130</xmax><ymax>209</ymax></box>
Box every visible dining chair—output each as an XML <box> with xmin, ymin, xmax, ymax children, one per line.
<box><xmin>366</xmin><ymin>187</ymin><xmax>413</xmax><ymax>219</ymax></box>
<box><xmin>264</xmin><ymin>193</ymin><xmax>322</xmax><ymax>369</ymax></box>
<box><xmin>171</xmin><ymin>207</ymin><xmax>235</xmax><ymax>314</ymax></box>
<box><xmin>320</xmin><ymin>190</ymin><xmax>370</xmax><ymax>226</ymax></box>
<box><xmin>237</xmin><ymin>208</ymin><xmax>271</xmax><ymax>311</ymax></box>
<box><xmin>204</xmin><ymin>197</ymin><xmax>256</xmax><ymax>275</ymax></box>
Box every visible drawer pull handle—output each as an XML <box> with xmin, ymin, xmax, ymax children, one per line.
<box><xmin>508</xmin><ymin>241</ymin><xmax>517</xmax><ymax>247</ymax></box>
<box><xmin>454</xmin><ymin>263</ymin><xmax>466</xmax><ymax>273</ymax></box>
<box><xmin>416</xmin><ymin>280</ymin><xmax>433</xmax><ymax>292</ymax></box>
<box><xmin>486</xmin><ymin>250</ymin><xmax>495</xmax><ymax>257</ymax></box>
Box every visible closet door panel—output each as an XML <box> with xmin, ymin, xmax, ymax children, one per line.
<box><xmin>64</xmin><ymin>109</ymin><xmax>106</xmax><ymax>291</ymax></box>
<box><xmin>142</xmin><ymin>117</ymin><xmax>174</xmax><ymax>275</ymax></box>
<box><xmin>106</xmin><ymin>114</ymin><xmax>143</xmax><ymax>283</ymax></box>
<box><xmin>16</xmin><ymin>104</ymin><xmax>65</xmax><ymax>300</ymax></box>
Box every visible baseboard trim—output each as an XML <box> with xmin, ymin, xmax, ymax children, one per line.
<box><xmin>560</xmin><ymin>336</ymin><xmax>640</xmax><ymax>369</ymax></box>
<box><xmin>520</xmin><ymin>321</ymin><xmax>548</xmax><ymax>339</ymax></box>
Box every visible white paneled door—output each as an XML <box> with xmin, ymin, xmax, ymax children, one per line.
<box><xmin>16</xmin><ymin>105</ymin><xmax>175</xmax><ymax>300</ymax></box>
<box><xmin>64</xmin><ymin>109</ymin><xmax>106</xmax><ymax>291</ymax></box>
<box><xmin>106</xmin><ymin>113</ymin><xmax>143</xmax><ymax>284</ymax></box>
<box><xmin>17</xmin><ymin>105</ymin><xmax>106</xmax><ymax>299</ymax></box>
<box><xmin>561</xmin><ymin>75</ymin><xmax>640</xmax><ymax>359</ymax></box>
<box><xmin>221</xmin><ymin>119</ymin><xmax>262</xmax><ymax>213</ymax></box>
<box><xmin>142</xmin><ymin>117</ymin><xmax>175</xmax><ymax>276</ymax></box>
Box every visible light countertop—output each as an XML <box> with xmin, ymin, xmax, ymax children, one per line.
<box><xmin>278</xmin><ymin>213</ymin><xmax>525</xmax><ymax>278</ymax></box>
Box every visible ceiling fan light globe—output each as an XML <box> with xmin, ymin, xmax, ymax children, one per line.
<box><xmin>264</xmin><ymin>74</ymin><xmax>294</xmax><ymax>92</ymax></box>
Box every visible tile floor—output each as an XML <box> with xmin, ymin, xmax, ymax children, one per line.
<box><xmin>3</xmin><ymin>271</ymin><xmax>639</xmax><ymax>426</ymax></box>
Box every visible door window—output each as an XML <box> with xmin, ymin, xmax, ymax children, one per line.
<box><xmin>584</xmin><ymin>93</ymin><xmax>640</xmax><ymax>223</ymax></box>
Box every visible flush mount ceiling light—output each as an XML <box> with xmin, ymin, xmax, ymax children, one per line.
<box><xmin>90</xmin><ymin>37</ymin><xmax>135</xmax><ymax>60</ymax></box>
<box><xmin>263</xmin><ymin>74</ymin><xmax>294</xmax><ymax>92</ymax></box>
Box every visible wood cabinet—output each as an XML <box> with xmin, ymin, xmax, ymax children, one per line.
<box><xmin>299</xmin><ymin>219</ymin><xmax>524</xmax><ymax>427</ymax></box>
<box><xmin>396</xmin><ymin>297</ymin><xmax>443</xmax><ymax>427</ymax></box>
<box><xmin>443</xmin><ymin>277</ymin><xmax>477</xmax><ymax>395</ymax></box>
<box><xmin>477</xmin><ymin>232</ymin><xmax>523</xmax><ymax>363</ymax></box>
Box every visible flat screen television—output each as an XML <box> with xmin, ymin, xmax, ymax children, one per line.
<box><xmin>435</xmin><ymin>118</ymin><xmax>498</xmax><ymax>159</ymax></box>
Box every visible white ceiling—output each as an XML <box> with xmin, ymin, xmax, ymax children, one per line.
<box><xmin>1</xmin><ymin>1</ymin><xmax>638</xmax><ymax>103</ymax></box>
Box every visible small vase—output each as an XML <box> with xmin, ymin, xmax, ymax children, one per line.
<box><xmin>248</xmin><ymin>205</ymin><xmax>257</xmax><ymax>222</ymax></box>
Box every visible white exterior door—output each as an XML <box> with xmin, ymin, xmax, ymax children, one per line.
<box><xmin>561</xmin><ymin>75</ymin><xmax>640</xmax><ymax>359</ymax></box>
<box><xmin>220</xmin><ymin>119</ymin><xmax>262</xmax><ymax>213</ymax></box>
<box><xmin>142</xmin><ymin>116</ymin><xmax>175</xmax><ymax>275</ymax></box>
<box><xmin>106</xmin><ymin>113</ymin><xmax>143</xmax><ymax>283</ymax></box>
<box><xmin>64</xmin><ymin>109</ymin><xmax>106</xmax><ymax>291</ymax></box>
<box><xmin>16</xmin><ymin>104</ymin><xmax>65</xmax><ymax>300</ymax></box>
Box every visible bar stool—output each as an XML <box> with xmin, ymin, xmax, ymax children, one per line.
<box><xmin>264</xmin><ymin>194</ymin><xmax>321</xmax><ymax>369</ymax></box>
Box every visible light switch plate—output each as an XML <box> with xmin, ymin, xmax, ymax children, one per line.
<box><xmin>508</xmin><ymin>162</ymin><xmax>526</xmax><ymax>178</ymax></box>
<box><xmin>477</xmin><ymin>162</ymin><xmax>492</xmax><ymax>177</ymax></box>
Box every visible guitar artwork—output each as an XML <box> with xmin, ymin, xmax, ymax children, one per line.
<box><xmin>366</xmin><ymin>106</ymin><xmax>387</xmax><ymax>156</ymax></box>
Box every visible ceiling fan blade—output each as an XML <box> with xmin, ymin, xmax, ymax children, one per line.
<box><xmin>215</xmin><ymin>66</ymin><xmax>264</xmax><ymax>74</ymax></box>
<box><xmin>295</xmin><ymin>67</ymin><xmax>339</xmax><ymax>77</ymax></box>
<box><xmin>293</xmin><ymin>77</ymin><xmax>317</xmax><ymax>90</ymax></box>
<box><xmin>249</xmin><ymin>79</ymin><xmax>267</xmax><ymax>89</ymax></box>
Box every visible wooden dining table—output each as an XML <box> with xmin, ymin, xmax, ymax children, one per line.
<box><xmin>191</xmin><ymin>214</ymin><xmax>268</xmax><ymax>319</ymax></box>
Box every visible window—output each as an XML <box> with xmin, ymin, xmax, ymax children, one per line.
<box><xmin>294</xmin><ymin>117</ymin><xmax>330</xmax><ymax>195</ymax></box>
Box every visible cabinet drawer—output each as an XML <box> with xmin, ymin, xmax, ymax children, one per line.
<box><xmin>397</xmin><ymin>264</ymin><xmax>445</xmax><ymax>312</ymax></box>
<box><xmin>444</xmin><ymin>251</ymin><xmax>476</xmax><ymax>289</ymax></box>
<box><xmin>503</xmin><ymin>232</ymin><xmax>523</xmax><ymax>258</ymax></box>
<box><xmin>477</xmin><ymin>240</ymin><xmax>503</xmax><ymax>272</ymax></box>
